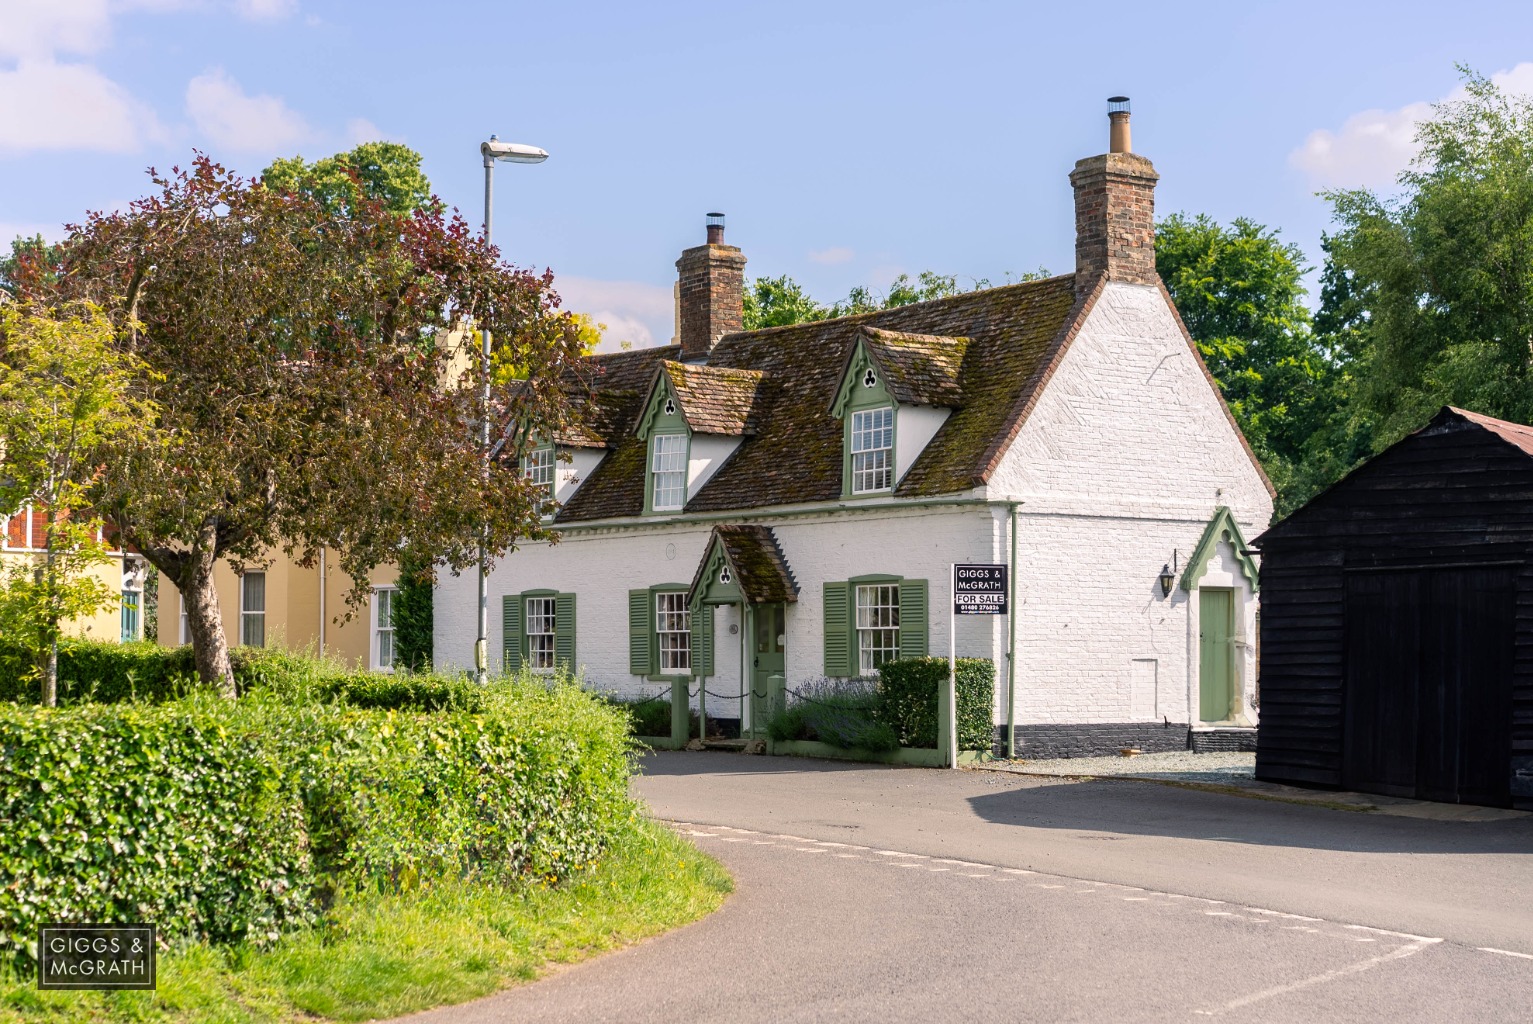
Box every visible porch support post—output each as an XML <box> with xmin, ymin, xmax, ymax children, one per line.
<box><xmin>766</xmin><ymin>672</ymin><xmax>785</xmax><ymax>755</ymax></box>
<box><xmin>670</xmin><ymin>677</ymin><xmax>689</xmax><ymax>748</ymax></box>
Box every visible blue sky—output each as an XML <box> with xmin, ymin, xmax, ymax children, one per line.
<box><xmin>4</xmin><ymin>0</ymin><xmax>1533</xmax><ymax>348</ymax></box>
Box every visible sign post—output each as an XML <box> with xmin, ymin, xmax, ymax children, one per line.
<box><xmin>949</xmin><ymin>564</ymin><xmax>1009</xmax><ymax>768</ymax></box>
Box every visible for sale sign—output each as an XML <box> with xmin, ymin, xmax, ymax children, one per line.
<box><xmin>953</xmin><ymin>564</ymin><xmax>1007</xmax><ymax>615</ymax></box>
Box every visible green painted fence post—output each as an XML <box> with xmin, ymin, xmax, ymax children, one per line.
<box><xmin>938</xmin><ymin>673</ymin><xmax>954</xmax><ymax>766</ymax></box>
<box><xmin>670</xmin><ymin>677</ymin><xmax>689</xmax><ymax>749</ymax></box>
<box><xmin>767</xmin><ymin>673</ymin><xmax>785</xmax><ymax>755</ymax></box>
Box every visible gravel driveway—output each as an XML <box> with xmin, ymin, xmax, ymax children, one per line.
<box><xmin>986</xmin><ymin>750</ymin><xmax>1256</xmax><ymax>784</ymax></box>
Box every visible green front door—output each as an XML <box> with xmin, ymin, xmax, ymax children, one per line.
<box><xmin>749</xmin><ymin>603</ymin><xmax>786</xmax><ymax>738</ymax></box>
<box><xmin>1199</xmin><ymin>588</ymin><xmax>1234</xmax><ymax>723</ymax></box>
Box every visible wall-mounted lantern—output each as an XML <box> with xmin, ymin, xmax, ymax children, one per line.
<box><xmin>1158</xmin><ymin>549</ymin><xmax>1179</xmax><ymax>598</ymax></box>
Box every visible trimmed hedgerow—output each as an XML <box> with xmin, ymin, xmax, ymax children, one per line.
<box><xmin>0</xmin><ymin>676</ymin><xmax>633</xmax><ymax>973</ymax></box>
<box><xmin>873</xmin><ymin>657</ymin><xmax>996</xmax><ymax>751</ymax></box>
<box><xmin>0</xmin><ymin>639</ymin><xmax>200</xmax><ymax>704</ymax></box>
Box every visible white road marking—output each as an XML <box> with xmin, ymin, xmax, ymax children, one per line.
<box><xmin>1478</xmin><ymin>947</ymin><xmax>1533</xmax><ymax>960</ymax></box>
<box><xmin>1193</xmin><ymin>939</ymin><xmax>1443</xmax><ymax>1016</ymax></box>
<box><xmin>663</xmin><ymin>817</ymin><xmax>1451</xmax><ymax>970</ymax></box>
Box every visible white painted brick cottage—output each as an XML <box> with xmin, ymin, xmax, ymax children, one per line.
<box><xmin>435</xmin><ymin>101</ymin><xmax>1274</xmax><ymax>756</ymax></box>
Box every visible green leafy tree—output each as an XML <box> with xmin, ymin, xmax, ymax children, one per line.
<box><xmin>0</xmin><ymin>301</ymin><xmax>159</xmax><ymax>704</ymax></box>
<box><xmin>741</xmin><ymin>269</ymin><xmax>1023</xmax><ymax>330</ymax></box>
<box><xmin>741</xmin><ymin>275</ymin><xmax>833</xmax><ymax>330</ymax></box>
<box><xmin>1324</xmin><ymin>68</ymin><xmax>1533</xmax><ymax>446</ymax></box>
<box><xmin>262</xmin><ymin>141</ymin><xmax>439</xmax><ymax>219</ymax></box>
<box><xmin>30</xmin><ymin>156</ymin><xmax>587</xmax><ymax>694</ymax></box>
<box><xmin>0</xmin><ymin>235</ymin><xmax>61</xmax><ymax>297</ymax></box>
<box><xmin>390</xmin><ymin>554</ymin><xmax>434</xmax><ymax>672</ymax></box>
<box><xmin>1156</xmin><ymin>213</ymin><xmax>1344</xmax><ymax>508</ymax></box>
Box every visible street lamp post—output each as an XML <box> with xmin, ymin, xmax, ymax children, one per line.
<box><xmin>475</xmin><ymin>135</ymin><xmax>549</xmax><ymax>684</ymax></box>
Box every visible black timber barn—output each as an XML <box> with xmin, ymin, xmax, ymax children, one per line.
<box><xmin>1254</xmin><ymin>407</ymin><xmax>1533</xmax><ymax>809</ymax></box>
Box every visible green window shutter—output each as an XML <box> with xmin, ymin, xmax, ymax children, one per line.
<box><xmin>823</xmin><ymin>581</ymin><xmax>852</xmax><ymax>676</ymax></box>
<box><xmin>628</xmin><ymin>589</ymin><xmax>652</xmax><ymax>675</ymax></box>
<box><xmin>555</xmin><ymin>592</ymin><xmax>577</xmax><ymax>668</ymax></box>
<box><xmin>899</xmin><ymin>579</ymin><xmax>929</xmax><ymax>659</ymax></box>
<box><xmin>502</xmin><ymin>594</ymin><xmax>524</xmax><ymax>673</ymax></box>
<box><xmin>690</xmin><ymin>603</ymin><xmax>714</xmax><ymax>677</ymax></box>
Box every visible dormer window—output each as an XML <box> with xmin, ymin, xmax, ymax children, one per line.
<box><xmin>849</xmin><ymin>407</ymin><xmax>894</xmax><ymax>493</ymax></box>
<box><xmin>650</xmin><ymin>433</ymin><xmax>688</xmax><ymax>511</ymax></box>
<box><xmin>522</xmin><ymin>446</ymin><xmax>555</xmax><ymax>492</ymax></box>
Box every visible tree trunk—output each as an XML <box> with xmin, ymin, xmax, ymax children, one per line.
<box><xmin>183</xmin><ymin>553</ymin><xmax>236</xmax><ymax>697</ymax></box>
<box><xmin>43</xmin><ymin>641</ymin><xmax>57</xmax><ymax>707</ymax></box>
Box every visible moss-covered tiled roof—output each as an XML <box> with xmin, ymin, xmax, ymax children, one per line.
<box><xmin>554</xmin><ymin>274</ymin><xmax>1081</xmax><ymax>522</ymax></box>
<box><xmin>654</xmin><ymin>361</ymin><xmax>770</xmax><ymax>436</ymax></box>
<box><xmin>855</xmin><ymin>327</ymin><xmax>968</xmax><ymax>408</ymax></box>
<box><xmin>551</xmin><ymin>345</ymin><xmax>677</xmax><ymax>449</ymax></box>
<box><xmin>688</xmin><ymin>525</ymin><xmax>798</xmax><ymax>604</ymax></box>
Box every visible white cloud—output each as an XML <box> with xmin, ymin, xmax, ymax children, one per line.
<box><xmin>0</xmin><ymin>59</ymin><xmax>165</xmax><ymax>153</ymax></box>
<box><xmin>808</xmin><ymin>245</ymin><xmax>854</xmax><ymax>265</ymax></box>
<box><xmin>344</xmin><ymin>117</ymin><xmax>400</xmax><ymax>145</ymax></box>
<box><xmin>0</xmin><ymin>0</ymin><xmax>113</xmax><ymax>62</ymax></box>
<box><xmin>1292</xmin><ymin>62</ymin><xmax>1533</xmax><ymax>188</ymax></box>
<box><xmin>553</xmin><ymin>276</ymin><xmax>675</xmax><ymax>352</ymax></box>
<box><xmin>185</xmin><ymin>67</ymin><xmax>310</xmax><ymax>153</ymax></box>
<box><xmin>232</xmin><ymin>0</ymin><xmax>296</xmax><ymax>21</ymax></box>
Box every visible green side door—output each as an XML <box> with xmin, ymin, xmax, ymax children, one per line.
<box><xmin>1199</xmin><ymin>588</ymin><xmax>1234</xmax><ymax>723</ymax></box>
<box><xmin>749</xmin><ymin>603</ymin><xmax>786</xmax><ymax>739</ymax></box>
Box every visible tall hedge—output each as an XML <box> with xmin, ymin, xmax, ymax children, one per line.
<box><xmin>0</xmin><ymin>679</ymin><xmax>633</xmax><ymax>971</ymax></box>
<box><xmin>875</xmin><ymin>657</ymin><xmax>995</xmax><ymax>751</ymax></box>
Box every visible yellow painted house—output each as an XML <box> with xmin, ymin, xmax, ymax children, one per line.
<box><xmin>156</xmin><ymin>554</ymin><xmax>401</xmax><ymax>671</ymax></box>
<box><xmin>1</xmin><ymin>506</ymin><xmax>144</xmax><ymax>642</ymax></box>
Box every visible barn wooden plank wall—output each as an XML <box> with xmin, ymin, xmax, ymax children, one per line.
<box><xmin>1254</xmin><ymin>409</ymin><xmax>1533</xmax><ymax>809</ymax></box>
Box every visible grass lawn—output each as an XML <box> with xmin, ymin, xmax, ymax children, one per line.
<box><xmin>0</xmin><ymin>818</ymin><xmax>729</xmax><ymax>1024</ymax></box>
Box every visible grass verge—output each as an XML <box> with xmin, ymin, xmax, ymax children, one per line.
<box><xmin>0</xmin><ymin>819</ymin><xmax>729</xmax><ymax>1024</ymax></box>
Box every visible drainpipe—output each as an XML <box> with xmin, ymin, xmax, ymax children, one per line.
<box><xmin>1006</xmin><ymin>502</ymin><xmax>1019</xmax><ymax>760</ymax></box>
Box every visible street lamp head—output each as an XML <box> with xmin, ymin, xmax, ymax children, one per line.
<box><xmin>482</xmin><ymin>135</ymin><xmax>549</xmax><ymax>165</ymax></box>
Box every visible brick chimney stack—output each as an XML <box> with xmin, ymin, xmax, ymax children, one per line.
<box><xmin>1070</xmin><ymin>97</ymin><xmax>1159</xmax><ymax>298</ymax></box>
<box><xmin>676</xmin><ymin>213</ymin><xmax>746</xmax><ymax>362</ymax></box>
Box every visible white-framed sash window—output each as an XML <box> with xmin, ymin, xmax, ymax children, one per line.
<box><xmin>525</xmin><ymin>595</ymin><xmax>557</xmax><ymax>670</ymax></box>
<box><xmin>372</xmin><ymin>586</ymin><xmax>398</xmax><ymax>671</ymax></box>
<box><xmin>855</xmin><ymin>583</ymin><xmax>900</xmax><ymax>674</ymax></box>
<box><xmin>850</xmin><ymin>407</ymin><xmax>894</xmax><ymax>493</ymax></box>
<box><xmin>650</xmin><ymin>433</ymin><xmax>687</xmax><ymax>511</ymax></box>
<box><xmin>240</xmin><ymin>572</ymin><xmax>266</xmax><ymax>648</ymax></box>
<box><xmin>655</xmin><ymin>591</ymin><xmax>691</xmax><ymax>673</ymax></box>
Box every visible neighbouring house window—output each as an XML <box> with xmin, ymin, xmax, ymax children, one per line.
<box><xmin>523</xmin><ymin>446</ymin><xmax>555</xmax><ymax>493</ymax></box>
<box><xmin>655</xmin><ymin>591</ymin><xmax>691</xmax><ymax>673</ymax></box>
<box><xmin>650</xmin><ymin>433</ymin><xmax>687</xmax><ymax>511</ymax></box>
<box><xmin>240</xmin><ymin>572</ymin><xmax>266</xmax><ymax>648</ymax></box>
<box><xmin>855</xmin><ymin>583</ymin><xmax>901</xmax><ymax>674</ymax></box>
<box><xmin>850</xmin><ymin>407</ymin><xmax>894</xmax><ymax>493</ymax></box>
<box><xmin>121</xmin><ymin>590</ymin><xmax>141</xmax><ymax>643</ymax></box>
<box><xmin>525</xmin><ymin>595</ymin><xmax>557</xmax><ymax>670</ymax></box>
<box><xmin>374</xmin><ymin>586</ymin><xmax>397</xmax><ymax>671</ymax></box>
<box><xmin>179</xmin><ymin>595</ymin><xmax>189</xmax><ymax>644</ymax></box>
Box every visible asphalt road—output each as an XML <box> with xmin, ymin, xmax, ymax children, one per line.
<box><xmin>399</xmin><ymin>752</ymin><xmax>1533</xmax><ymax>1024</ymax></box>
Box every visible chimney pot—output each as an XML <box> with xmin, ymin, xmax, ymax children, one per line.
<box><xmin>706</xmin><ymin>212</ymin><xmax>726</xmax><ymax>245</ymax></box>
<box><xmin>1107</xmin><ymin>96</ymin><xmax>1131</xmax><ymax>154</ymax></box>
